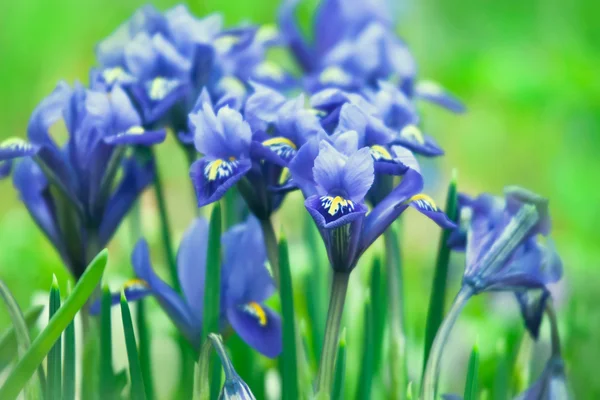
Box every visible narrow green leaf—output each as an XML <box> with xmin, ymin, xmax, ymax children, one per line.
<box><xmin>136</xmin><ymin>300</ymin><xmax>155</xmax><ymax>400</ymax></box>
<box><xmin>113</xmin><ymin>369</ymin><xmax>129</xmax><ymax>396</ymax></box>
<box><xmin>100</xmin><ymin>285</ymin><xmax>114</xmax><ymax>399</ymax></box>
<box><xmin>331</xmin><ymin>329</ymin><xmax>346</xmax><ymax>400</ymax></box>
<box><xmin>464</xmin><ymin>343</ymin><xmax>479</xmax><ymax>400</ymax></box>
<box><xmin>0</xmin><ymin>305</ymin><xmax>44</xmax><ymax>372</ymax></box>
<box><xmin>0</xmin><ymin>280</ymin><xmax>41</xmax><ymax>400</ymax></box>
<box><xmin>195</xmin><ymin>339</ymin><xmax>213</xmax><ymax>400</ymax></box>
<box><xmin>202</xmin><ymin>203</ymin><xmax>222</xmax><ymax>400</ymax></box>
<box><xmin>370</xmin><ymin>257</ymin><xmax>386</xmax><ymax>371</ymax></box>
<box><xmin>47</xmin><ymin>275</ymin><xmax>62</xmax><ymax>400</ymax></box>
<box><xmin>0</xmin><ymin>249</ymin><xmax>108</xmax><ymax>400</ymax></box>
<box><xmin>422</xmin><ymin>171</ymin><xmax>459</xmax><ymax>378</ymax></box>
<box><xmin>356</xmin><ymin>294</ymin><xmax>374</xmax><ymax>400</ymax></box>
<box><xmin>279</xmin><ymin>235</ymin><xmax>299</xmax><ymax>400</ymax></box>
<box><xmin>62</xmin><ymin>282</ymin><xmax>76</xmax><ymax>400</ymax></box>
<box><xmin>120</xmin><ymin>293</ymin><xmax>147</xmax><ymax>400</ymax></box>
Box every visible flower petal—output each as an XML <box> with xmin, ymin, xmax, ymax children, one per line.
<box><xmin>305</xmin><ymin>194</ymin><xmax>368</xmax><ymax>229</ymax></box>
<box><xmin>227</xmin><ymin>304</ymin><xmax>282</xmax><ymax>358</ymax></box>
<box><xmin>89</xmin><ymin>279</ymin><xmax>152</xmax><ymax>315</ymax></box>
<box><xmin>342</xmin><ymin>147</ymin><xmax>374</xmax><ymax>202</ymax></box>
<box><xmin>415</xmin><ymin>80</ymin><xmax>466</xmax><ymax>113</ymax></box>
<box><xmin>177</xmin><ymin>217</ymin><xmax>209</xmax><ymax>321</ymax></box>
<box><xmin>313</xmin><ymin>140</ymin><xmax>347</xmax><ymax>193</ymax></box>
<box><xmin>103</xmin><ymin>127</ymin><xmax>166</xmax><ymax>146</ymax></box>
<box><xmin>190</xmin><ymin>157</ymin><xmax>252</xmax><ymax>207</ymax></box>
<box><xmin>406</xmin><ymin>193</ymin><xmax>456</xmax><ymax>229</ymax></box>
<box><xmin>515</xmin><ymin>289</ymin><xmax>549</xmax><ymax>340</ymax></box>
<box><xmin>0</xmin><ymin>138</ymin><xmax>39</xmax><ymax>161</ymax></box>
<box><xmin>393</xmin><ymin>125</ymin><xmax>444</xmax><ymax>157</ymax></box>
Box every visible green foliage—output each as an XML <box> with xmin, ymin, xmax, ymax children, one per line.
<box><xmin>120</xmin><ymin>293</ymin><xmax>148</xmax><ymax>400</ymax></box>
<box><xmin>47</xmin><ymin>276</ymin><xmax>62</xmax><ymax>400</ymax></box>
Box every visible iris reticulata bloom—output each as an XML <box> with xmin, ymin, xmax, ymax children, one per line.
<box><xmin>94</xmin><ymin>216</ymin><xmax>282</xmax><ymax>358</ymax></box>
<box><xmin>0</xmin><ymin>81</ymin><xmax>165</xmax><ymax>278</ymax></box>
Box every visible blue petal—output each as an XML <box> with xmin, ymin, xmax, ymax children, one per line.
<box><xmin>130</xmin><ymin>78</ymin><xmax>189</xmax><ymax>124</ymax></box>
<box><xmin>132</xmin><ymin>240</ymin><xmax>200</xmax><ymax>345</ymax></box>
<box><xmin>0</xmin><ymin>160</ymin><xmax>12</xmax><ymax>179</ymax></box>
<box><xmin>98</xmin><ymin>157</ymin><xmax>154</xmax><ymax>247</ymax></box>
<box><xmin>177</xmin><ymin>217</ymin><xmax>209</xmax><ymax>321</ymax></box>
<box><xmin>245</xmin><ymin>83</ymin><xmax>287</xmax><ymax>133</ymax></box>
<box><xmin>192</xmin><ymin>104</ymin><xmax>252</xmax><ymax>159</ymax></box>
<box><xmin>89</xmin><ymin>279</ymin><xmax>152</xmax><ymax>315</ymax></box>
<box><xmin>313</xmin><ymin>140</ymin><xmax>348</xmax><ymax>193</ymax></box>
<box><xmin>288</xmin><ymin>137</ymin><xmax>321</xmax><ymax>198</ymax></box>
<box><xmin>342</xmin><ymin>147</ymin><xmax>374</xmax><ymax>201</ymax></box>
<box><xmin>108</xmin><ymin>85</ymin><xmax>143</xmax><ymax>132</ymax></box>
<box><xmin>278</xmin><ymin>0</ymin><xmax>314</xmax><ymax>72</ymax></box>
<box><xmin>227</xmin><ymin>304</ymin><xmax>282</xmax><ymax>358</ymax></box>
<box><xmin>406</xmin><ymin>193</ymin><xmax>456</xmax><ymax>229</ymax></box>
<box><xmin>415</xmin><ymin>81</ymin><xmax>466</xmax><ymax>113</ymax></box>
<box><xmin>392</xmin><ymin>125</ymin><xmax>444</xmax><ymax>157</ymax></box>
<box><xmin>190</xmin><ymin>157</ymin><xmax>252</xmax><ymax>207</ymax></box>
<box><xmin>515</xmin><ymin>289</ymin><xmax>549</xmax><ymax>340</ymax></box>
<box><xmin>27</xmin><ymin>81</ymin><xmax>72</xmax><ymax>148</ymax></box>
<box><xmin>0</xmin><ymin>138</ymin><xmax>39</xmax><ymax>161</ymax></box>
<box><xmin>222</xmin><ymin>217</ymin><xmax>274</xmax><ymax>306</ymax></box>
<box><xmin>104</xmin><ymin>127</ymin><xmax>166</xmax><ymax>146</ymax></box>
<box><xmin>305</xmin><ymin>194</ymin><xmax>368</xmax><ymax>229</ymax></box>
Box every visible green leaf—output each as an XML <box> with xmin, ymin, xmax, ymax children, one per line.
<box><xmin>47</xmin><ymin>275</ymin><xmax>62</xmax><ymax>400</ymax></box>
<box><xmin>136</xmin><ymin>300</ymin><xmax>155</xmax><ymax>400</ymax></box>
<box><xmin>279</xmin><ymin>235</ymin><xmax>299</xmax><ymax>400</ymax></box>
<box><xmin>202</xmin><ymin>203</ymin><xmax>222</xmax><ymax>400</ymax></box>
<box><xmin>464</xmin><ymin>343</ymin><xmax>479</xmax><ymax>400</ymax></box>
<box><xmin>0</xmin><ymin>249</ymin><xmax>108</xmax><ymax>400</ymax></box>
<box><xmin>422</xmin><ymin>171</ymin><xmax>459</xmax><ymax>378</ymax></box>
<box><xmin>0</xmin><ymin>305</ymin><xmax>44</xmax><ymax>372</ymax></box>
<box><xmin>331</xmin><ymin>328</ymin><xmax>346</xmax><ymax>400</ymax></box>
<box><xmin>356</xmin><ymin>294</ymin><xmax>374</xmax><ymax>400</ymax></box>
<box><xmin>62</xmin><ymin>282</ymin><xmax>76</xmax><ymax>400</ymax></box>
<box><xmin>0</xmin><ymin>280</ymin><xmax>42</xmax><ymax>400</ymax></box>
<box><xmin>120</xmin><ymin>293</ymin><xmax>147</xmax><ymax>400</ymax></box>
<box><xmin>100</xmin><ymin>285</ymin><xmax>114</xmax><ymax>399</ymax></box>
<box><xmin>370</xmin><ymin>257</ymin><xmax>386</xmax><ymax>371</ymax></box>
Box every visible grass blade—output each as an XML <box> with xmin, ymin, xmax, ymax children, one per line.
<box><xmin>120</xmin><ymin>293</ymin><xmax>147</xmax><ymax>400</ymax></box>
<box><xmin>279</xmin><ymin>235</ymin><xmax>299</xmax><ymax>400</ymax></box>
<box><xmin>331</xmin><ymin>329</ymin><xmax>346</xmax><ymax>400</ymax></box>
<box><xmin>370</xmin><ymin>257</ymin><xmax>386</xmax><ymax>371</ymax></box>
<box><xmin>422</xmin><ymin>171</ymin><xmax>459</xmax><ymax>378</ymax></box>
<box><xmin>62</xmin><ymin>282</ymin><xmax>76</xmax><ymax>400</ymax></box>
<box><xmin>201</xmin><ymin>203</ymin><xmax>222</xmax><ymax>400</ymax></box>
<box><xmin>0</xmin><ymin>249</ymin><xmax>108</xmax><ymax>400</ymax></box>
<box><xmin>100</xmin><ymin>285</ymin><xmax>114</xmax><ymax>399</ymax></box>
<box><xmin>136</xmin><ymin>300</ymin><xmax>155</xmax><ymax>400</ymax></box>
<box><xmin>47</xmin><ymin>275</ymin><xmax>62</xmax><ymax>400</ymax></box>
<box><xmin>356</xmin><ymin>294</ymin><xmax>374</xmax><ymax>400</ymax></box>
<box><xmin>464</xmin><ymin>343</ymin><xmax>479</xmax><ymax>400</ymax></box>
<box><xmin>0</xmin><ymin>305</ymin><xmax>44</xmax><ymax>372</ymax></box>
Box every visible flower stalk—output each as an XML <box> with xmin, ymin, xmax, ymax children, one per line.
<box><xmin>422</xmin><ymin>285</ymin><xmax>473</xmax><ymax>400</ymax></box>
<box><xmin>315</xmin><ymin>271</ymin><xmax>350</xmax><ymax>397</ymax></box>
<box><xmin>259</xmin><ymin>218</ymin><xmax>281</xmax><ymax>289</ymax></box>
<box><xmin>545</xmin><ymin>301</ymin><xmax>562</xmax><ymax>357</ymax></box>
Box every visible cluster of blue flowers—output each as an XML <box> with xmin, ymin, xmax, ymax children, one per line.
<box><xmin>0</xmin><ymin>1</ymin><xmax>568</xmax><ymax>399</ymax></box>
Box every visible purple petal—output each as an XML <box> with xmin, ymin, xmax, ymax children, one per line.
<box><xmin>190</xmin><ymin>157</ymin><xmax>252</xmax><ymax>207</ymax></box>
<box><xmin>0</xmin><ymin>138</ymin><xmax>39</xmax><ymax>161</ymax></box>
<box><xmin>245</xmin><ymin>83</ymin><xmax>287</xmax><ymax>132</ymax></box>
<box><xmin>313</xmin><ymin>140</ymin><xmax>347</xmax><ymax>193</ymax></box>
<box><xmin>306</xmin><ymin>194</ymin><xmax>368</xmax><ymax>229</ymax></box>
<box><xmin>177</xmin><ymin>218</ymin><xmax>209</xmax><ymax>321</ymax></box>
<box><xmin>278</xmin><ymin>0</ymin><xmax>314</xmax><ymax>72</ymax></box>
<box><xmin>108</xmin><ymin>85</ymin><xmax>142</xmax><ymax>132</ymax></box>
<box><xmin>407</xmin><ymin>194</ymin><xmax>456</xmax><ymax>229</ymax></box>
<box><xmin>227</xmin><ymin>304</ymin><xmax>282</xmax><ymax>358</ymax></box>
<box><xmin>415</xmin><ymin>81</ymin><xmax>466</xmax><ymax>113</ymax></box>
<box><xmin>130</xmin><ymin>78</ymin><xmax>189</xmax><ymax>124</ymax></box>
<box><xmin>132</xmin><ymin>240</ymin><xmax>200</xmax><ymax>345</ymax></box>
<box><xmin>342</xmin><ymin>147</ymin><xmax>374</xmax><ymax>201</ymax></box>
<box><xmin>288</xmin><ymin>137</ymin><xmax>320</xmax><ymax>198</ymax></box>
<box><xmin>360</xmin><ymin>168</ymin><xmax>423</xmax><ymax>254</ymax></box>
<box><xmin>250</xmin><ymin>140</ymin><xmax>288</xmax><ymax>167</ymax></box>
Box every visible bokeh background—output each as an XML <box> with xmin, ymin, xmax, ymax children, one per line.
<box><xmin>1</xmin><ymin>0</ymin><xmax>599</xmax><ymax>398</ymax></box>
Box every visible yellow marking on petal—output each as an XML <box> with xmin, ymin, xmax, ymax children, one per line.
<box><xmin>278</xmin><ymin>168</ymin><xmax>291</xmax><ymax>185</ymax></box>
<box><xmin>328</xmin><ymin>196</ymin><xmax>353</xmax><ymax>216</ymax></box>
<box><xmin>150</xmin><ymin>77</ymin><xmax>169</xmax><ymax>100</ymax></box>
<box><xmin>214</xmin><ymin>35</ymin><xmax>239</xmax><ymax>53</ymax></box>
<box><xmin>255</xmin><ymin>61</ymin><xmax>284</xmax><ymax>81</ymax></box>
<box><xmin>371</xmin><ymin>145</ymin><xmax>392</xmax><ymax>160</ymax></box>
<box><xmin>263</xmin><ymin>137</ymin><xmax>297</xmax><ymax>150</ymax></box>
<box><xmin>407</xmin><ymin>193</ymin><xmax>438</xmax><ymax>210</ymax></box>
<box><xmin>256</xmin><ymin>24</ymin><xmax>278</xmax><ymax>43</ymax></box>
<box><xmin>126</xmin><ymin>126</ymin><xmax>145</xmax><ymax>135</ymax></box>
<box><xmin>102</xmin><ymin>67</ymin><xmax>125</xmax><ymax>84</ymax></box>
<box><xmin>245</xmin><ymin>302</ymin><xmax>268</xmax><ymax>326</ymax></box>
<box><xmin>401</xmin><ymin>124</ymin><xmax>425</xmax><ymax>145</ymax></box>
<box><xmin>207</xmin><ymin>159</ymin><xmax>224</xmax><ymax>181</ymax></box>
<box><xmin>417</xmin><ymin>80</ymin><xmax>444</xmax><ymax>95</ymax></box>
<box><xmin>0</xmin><ymin>137</ymin><xmax>27</xmax><ymax>148</ymax></box>
<box><xmin>123</xmin><ymin>278</ymin><xmax>148</xmax><ymax>289</ymax></box>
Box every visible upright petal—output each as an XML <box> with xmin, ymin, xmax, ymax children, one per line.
<box><xmin>227</xmin><ymin>304</ymin><xmax>282</xmax><ymax>358</ymax></box>
<box><xmin>342</xmin><ymin>147</ymin><xmax>374</xmax><ymax>202</ymax></box>
<box><xmin>313</xmin><ymin>140</ymin><xmax>347</xmax><ymax>194</ymax></box>
<box><xmin>177</xmin><ymin>217</ymin><xmax>209</xmax><ymax>321</ymax></box>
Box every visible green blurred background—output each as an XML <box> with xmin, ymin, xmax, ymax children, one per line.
<box><xmin>1</xmin><ymin>0</ymin><xmax>599</xmax><ymax>397</ymax></box>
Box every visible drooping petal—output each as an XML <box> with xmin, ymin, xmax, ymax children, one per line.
<box><xmin>98</xmin><ymin>157</ymin><xmax>154</xmax><ymax>247</ymax></box>
<box><xmin>514</xmin><ymin>356</ymin><xmax>570</xmax><ymax>400</ymax></box>
<box><xmin>0</xmin><ymin>160</ymin><xmax>11</xmax><ymax>179</ymax></box>
<box><xmin>515</xmin><ymin>289</ymin><xmax>550</xmax><ymax>340</ymax></box>
<box><xmin>342</xmin><ymin>147</ymin><xmax>374</xmax><ymax>202</ymax></box>
<box><xmin>89</xmin><ymin>279</ymin><xmax>152</xmax><ymax>315</ymax></box>
<box><xmin>405</xmin><ymin>193</ymin><xmax>456</xmax><ymax>228</ymax></box>
<box><xmin>0</xmin><ymin>138</ymin><xmax>39</xmax><ymax>161</ymax></box>
<box><xmin>177</xmin><ymin>217</ymin><xmax>209</xmax><ymax>321</ymax></box>
<box><xmin>222</xmin><ymin>217</ymin><xmax>274</xmax><ymax>306</ymax></box>
<box><xmin>305</xmin><ymin>194</ymin><xmax>368</xmax><ymax>229</ymax></box>
<box><xmin>359</xmin><ymin>168</ymin><xmax>423</xmax><ymax>254</ymax></box>
<box><xmin>393</xmin><ymin>125</ymin><xmax>444</xmax><ymax>157</ymax></box>
<box><xmin>103</xmin><ymin>127</ymin><xmax>166</xmax><ymax>146</ymax></box>
<box><xmin>132</xmin><ymin>240</ymin><xmax>200</xmax><ymax>344</ymax></box>
<box><xmin>189</xmin><ymin>157</ymin><xmax>252</xmax><ymax>207</ymax></box>
<box><xmin>415</xmin><ymin>80</ymin><xmax>465</xmax><ymax>113</ymax></box>
<box><xmin>227</xmin><ymin>304</ymin><xmax>282</xmax><ymax>358</ymax></box>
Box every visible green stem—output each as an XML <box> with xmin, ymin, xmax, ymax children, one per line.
<box><xmin>384</xmin><ymin>229</ymin><xmax>406</xmax><ymax>398</ymax></box>
<box><xmin>545</xmin><ymin>301</ymin><xmax>562</xmax><ymax>357</ymax></box>
<box><xmin>259</xmin><ymin>218</ymin><xmax>280</xmax><ymax>289</ymax></box>
<box><xmin>315</xmin><ymin>272</ymin><xmax>350</xmax><ymax>397</ymax></box>
<box><xmin>152</xmin><ymin>157</ymin><xmax>180</xmax><ymax>292</ymax></box>
<box><xmin>422</xmin><ymin>286</ymin><xmax>473</xmax><ymax>400</ymax></box>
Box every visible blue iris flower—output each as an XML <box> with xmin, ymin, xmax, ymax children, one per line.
<box><xmin>94</xmin><ymin>5</ymin><xmax>292</xmax><ymax>135</ymax></box>
<box><xmin>288</xmin><ymin>134</ymin><xmax>454</xmax><ymax>272</ymax></box>
<box><xmin>0</xmin><ymin>82</ymin><xmax>165</xmax><ymax>278</ymax></box>
<box><xmin>278</xmin><ymin>0</ymin><xmax>464</xmax><ymax>113</ymax></box>
<box><xmin>93</xmin><ymin>216</ymin><xmax>282</xmax><ymax>358</ymax></box>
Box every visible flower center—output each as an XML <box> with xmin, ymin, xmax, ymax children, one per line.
<box><xmin>204</xmin><ymin>158</ymin><xmax>238</xmax><ymax>181</ymax></box>
<box><xmin>321</xmin><ymin>195</ymin><xmax>355</xmax><ymax>216</ymax></box>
